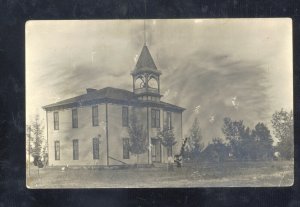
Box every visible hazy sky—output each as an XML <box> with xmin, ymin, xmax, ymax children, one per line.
<box><xmin>26</xmin><ymin>19</ymin><xmax>292</xmax><ymax>144</ymax></box>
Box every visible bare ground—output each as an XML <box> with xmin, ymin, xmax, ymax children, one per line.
<box><xmin>26</xmin><ymin>161</ymin><xmax>293</xmax><ymax>188</ymax></box>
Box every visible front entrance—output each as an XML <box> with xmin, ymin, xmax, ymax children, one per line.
<box><xmin>151</xmin><ymin>138</ymin><xmax>161</xmax><ymax>163</ymax></box>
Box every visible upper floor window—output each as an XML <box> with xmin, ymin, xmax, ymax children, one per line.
<box><xmin>93</xmin><ymin>138</ymin><xmax>100</xmax><ymax>160</ymax></box>
<box><xmin>151</xmin><ymin>109</ymin><xmax>160</xmax><ymax>128</ymax></box>
<box><xmin>72</xmin><ymin>109</ymin><xmax>78</xmax><ymax>128</ymax></box>
<box><xmin>54</xmin><ymin>141</ymin><xmax>60</xmax><ymax>160</ymax></box>
<box><xmin>166</xmin><ymin>112</ymin><xmax>172</xmax><ymax>129</ymax></box>
<box><xmin>92</xmin><ymin>106</ymin><xmax>99</xmax><ymax>126</ymax></box>
<box><xmin>73</xmin><ymin>139</ymin><xmax>79</xmax><ymax>160</ymax></box>
<box><xmin>53</xmin><ymin>112</ymin><xmax>59</xmax><ymax>130</ymax></box>
<box><xmin>122</xmin><ymin>106</ymin><xmax>129</xmax><ymax>127</ymax></box>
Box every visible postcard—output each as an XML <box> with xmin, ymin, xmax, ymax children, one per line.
<box><xmin>26</xmin><ymin>19</ymin><xmax>293</xmax><ymax>188</ymax></box>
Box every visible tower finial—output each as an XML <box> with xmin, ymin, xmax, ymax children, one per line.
<box><xmin>144</xmin><ymin>0</ymin><xmax>147</xmax><ymax>46</ymax></box>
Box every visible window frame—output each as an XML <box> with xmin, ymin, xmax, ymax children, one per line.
<box><xmin>123</xmin><ymin>138</ymin><xmax>130</xmax><ymax>159</ymax></box>
<box><xmin>92</xmin><ymin>105</ymin><xmax>99</xmax><ymax>126</ymax></box>
<box><xmin>72</xmin><ymin>108</ymin><xmax>78</xmax><ymax>128</ymax></box>
<box><xmin>73</xmin><ymin>139</ymin><xmax>79</xmax><ymax>160</ymax></box>
<box><xmin>92</xmin><ymin>137</ymin><xmax>100</xmax><ymax>160</ymax></box>
<box><xmin>53</xmin><ymin>111</ymin><xmax>59</xmax><ymax>130</ymax></box>
<box><xmin>151</xmin><ymin>109</ymin><xmax>160</xmax><ymax>128</ymax></box>
<box><xmin>167</xmin><ymin>146</ymin><xmax>173</xmax><ymax>157</ymax></box>
<box><xmin>54</xmin><ymin>141</ymin><xmax>60</xmax><ymax>160</ymax></box>
<box><xmin>166</xmin><ymin>111</ymin><xmax>172</xmax><ymax>130</ymax></box>
<box><xmin>122</xmin><ymin>106</ymin><xmax>129</xmax><ymax>127</ymax></box>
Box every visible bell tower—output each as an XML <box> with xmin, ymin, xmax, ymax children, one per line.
<box><xmin>131</xmin><ymin>45</ymin><xmax>162</xmax><ymax>102</ymax></box>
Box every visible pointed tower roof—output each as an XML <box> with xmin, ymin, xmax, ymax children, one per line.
<box><xmin>131</xmin><ymin>45</ymin><xmax>161</xmax><ymax>75</ymax></box>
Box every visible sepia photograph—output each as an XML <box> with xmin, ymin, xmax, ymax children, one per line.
<box><xmin>25</xmin><ymin>19</ymin><xmax>293</xmax><ymax>188</ymax></box>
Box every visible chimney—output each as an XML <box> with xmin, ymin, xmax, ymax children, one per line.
<box><xmin>86</xmin><ymin>88</ymin><xmax>97</xmax><ymax>93</ymax></box>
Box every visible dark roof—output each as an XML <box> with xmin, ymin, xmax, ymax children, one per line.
<box><xmin>43</xmin><ymin>87</ymin><xmax>135</xmax><ymax>109</ymax></box>
<box><xmin>43</xmin><ymin>87</ymin><xmax>185</xmax><ymax>112</ymax></box>
<box><xmin>131</xmin><ymin>45</ymin><xmax>161</xmax><ymax>75</ymax></box>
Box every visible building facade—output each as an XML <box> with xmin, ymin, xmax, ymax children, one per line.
<box><xmin>43</xmin><ymin>45</ymin><xmax>185</xmax><ymax>166</ymax></box>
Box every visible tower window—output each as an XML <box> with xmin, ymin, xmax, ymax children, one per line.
<box><xmin>53</xmin><ymin>112</ymin><xmax>59</xmax><ymax>130</ymax></box>
<box><xmin>122</xmin><ymin>106</ymin><xmax>129</xmax><ymax>127</ymax></box>
<box><xmin>151</xmin><ymin>109</ymin><xmax>160</xmax><ymax>128</ymax></box>
<box><xmin>92</xmin><ymin>106</ymin><xmax>99</xmax><ymax>126</ymax></box>
<box><xmin>72</xmin><ymin>109</ymin><xmax>78</xmax><ymax>128</ymax></box>
<box><xmin>148</xmin><ymin>77</ymin><xmax>158</xmax><ymax>88</ymax></box>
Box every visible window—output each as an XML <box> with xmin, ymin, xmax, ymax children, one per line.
<box><xmin>122</xmin><ymin>106</ymin><xmax>129</xmax><ymax>127</ymax></box>
<box><xmin>93</xmin><ymin>138</ymin><xmax>99</xmax><ymax>160</ymax></box>
<box><xmin>167</xmin><ymin>147</ymin><xmax>172</xmax><ymax>157</ymax></box>
<box><xmin>123</xmin><ymin>138</ymin><xmax>130</xmax><ymax>159</ymax></box>
<box><xmin>166</xmin><ymin>112</ymin><xmax>172</xmax><ymax>129</ymax></box>
<box><xmin>73</xmin><ymin>139</ymin><xmax>79</xmax><ymax>160</ymax></box>
<box><xmin>151</xmin><ymin>109</ymin><xmax>160</xmax><ymax>128</ymax></box>
<box><xmin>72</xmin><ymin>109</ymin><xmax>78</xmax><ymax>128</ymax></box>
<box><xmin>92</xmin><ymin>106</ymin><xmax>99</xmax><ymax>126</ymax></box>
<box><xmin>54</xmin><ymin>141</ymin><xmax>60</xmax><ymax>160</ymax></box>
<box><xmin>53</xmin><ymin>112</ymin><xmax>59</xmax><ymax>130</ymax></box>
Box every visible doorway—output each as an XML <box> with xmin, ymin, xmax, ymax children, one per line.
<box><xmin>151</xmin><ymin>138</ymin><xmax>161</xmax><ymax>163</ymax></box>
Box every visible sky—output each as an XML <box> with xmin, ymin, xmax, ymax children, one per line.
<box><xmin>26</xmin><ymin>19</ymin><xmax>293</xmax><ymax>145</ymax></box>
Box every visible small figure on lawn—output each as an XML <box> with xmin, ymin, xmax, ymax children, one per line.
<box><xmin>33</xmin><ymin>156</ymin><xmax>44</xmax><ymax>168</ymax></box>
<box><xmin>174</xmin><ymin>155</ymin><xmax>182</xmax><ymax>168</ymax></box>
<box><xmin>167</xmin><ymin>155</ymin><xmax>174</xmax><ymax>171</ymax></box>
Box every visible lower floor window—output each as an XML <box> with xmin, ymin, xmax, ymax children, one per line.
<box><xmin>54</xmin><ymin>141</ymin><xmax>60</xmax><ymax>160</ymax></box>
<box><xmin>167</xmin><ymin>147</ymin><xmax>172</xmax><ymax>157</ymax></box>
<box><xmin>123</xmin><ymin>138</ymin><xmax>130</xmax><ymax>159</ymax></box>
<box><xmin>73</xmin><ymin>139</ymin><xmax>79</xmax><ymax>160</ymax></box>
<box><xmin>93</xmin><ymin>138</ymin><xmax>100</xmax><ymax>160</ymax></box>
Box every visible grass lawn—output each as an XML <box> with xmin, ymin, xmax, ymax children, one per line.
<box><xmin>26</xmin><ymin>160</ymin><xmax>293</xmax><ymax>188</ymax></box>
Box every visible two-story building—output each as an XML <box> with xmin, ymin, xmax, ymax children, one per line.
<box><xmin>43</xmin><ymin>45</ymin><xmax>185</xmax><ymax>166</ymax></box>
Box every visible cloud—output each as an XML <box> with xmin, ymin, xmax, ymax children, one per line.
<box><xmin>159</xmin><ymin>50</ymin><xmax>271</xmax><ymax>143</ymax></box>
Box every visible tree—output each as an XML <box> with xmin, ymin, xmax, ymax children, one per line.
<box><xmin>42</xmin><ymin>141</ymin><xmax>48</xmax><ymax>165</ymax></box>
<box><xmin>157</xmin><ymin>126</ymin><xmax>177</xmax><ymax>156</ymax></box>
<box><xmin>206</xmin><ymin>137</ymin><xmax>229</xmax><ymax>162</ymax></box>
<box><xmin>251</xmin><ymin>122</ymin><xmax>274</xmax><ymax>160</ymax></box>
<box><xmin>31</xmin><ymin>115</ymin><xmax>43</xmax><ymax>159</ymax></box>
<box><xmin>186</xmin><ymin>118</ymin><xmax>204</xmax><ymax>161</ymax></box>
<box><xmin>222</xmin><ymin>117</ymin><xmax>246</xmax><ymax>160</ymax></box>
<box><xmin>26</xmin><ymin>125</ymin><xmax>33</xmax><ymax>176</ymax></box>
<box><xmin>28</xmin><ymin>114</ymin><xmax>45</xmax><ymax>169</ymax></box>
<box><xmin>239</xmin><ymin>126</ymin><xmax>256</xmax><ymax>161</ymax></box>
<box><xmin>127</xmin><ymin>109</ymin><xmax>148</xmax><ymax>165</ymax></box>
<box><xmin>271</xmin><ymin>109</ymin><xmax>294</xmax><ymax>160</ymax></box>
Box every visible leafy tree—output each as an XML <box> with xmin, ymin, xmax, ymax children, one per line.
<box><xmin>31</xmin><ymin>115</ymin><xmax>44</xmax><ymax>161</ymax></box>
<box><xmin>271</xmin><ymin>109</ymin><xmax>294</xmax><ymax>160</ymax></box>
<box><xmin>240</xmin><ymin>126</ymin><xmax>256</xmax><ymax>160</ymax></box>
<box><xmin>127</xmin><ymin>109</ymin><xmax>148</xmax><ymax>164</ymax></box>
<box><xmin>157</xmin><ymin>126</ymin><xmax>177</xmax><ymax>156</ymax></box>
<box><xmin>186</xmin><ymin>118</ymin><xmax>204</xmax><ymax>161</ymax></box>
<box><xmin>26</xmin><ymin>125</ymin><xmax>33</xmax><ymax>157</ymax></box>
<box><xmin>222</xmin><ymin>117</ymin><xmax>275</xmax><ymax>161</ymax></box>
<box><xmin>212</xmin><ymin>137</ymin><xmax>224</xmax><ymax>145</ymax></box>
<box><xmin>42</xmin><ymin>142</ymin><xmax>48</xmax><ymax>165</ymax></box>
<box><xmin>28</xmin><ymin>114</ymin><xmax>45</xmax><ymax>168</ymax></box>
<box><xmin>222</xmin><ymin>117</ymin><xmax>246</xmax><ymax>160</ymax></box>
<box><xmin>251</xmin><ymin>122</ymin><xmax>274</xmax><ymax>160</ymax></box>
<box><xmin>208</xmin><ymin>137</ymin><xmax>229</xmax><ymax>162</ymax></box>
